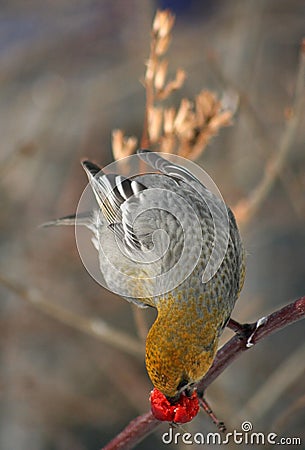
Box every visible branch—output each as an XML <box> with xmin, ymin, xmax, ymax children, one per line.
<box><xmin>102</xmin><ymin>412</ymin><xmax>160</xmax><ymax>450</ymax></box>
<box><xmin>141</xmin><ymin>11</ymin><xmax>172</xmax><ymax>148</ymax></box>
<box><xmin>101</xmin><ymin>295</ymin><xmax>305</xmax><ymax>450</ymax></box>
<box><xmin>197</xmin><ymin>295</ymin><xmax>305</xmax><ymax>391</ymax></box>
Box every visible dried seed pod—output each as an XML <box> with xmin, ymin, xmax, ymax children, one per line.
<box><xmin>154</xmin><ymin>60</ymin><xmax>168</xmax><ymax>90</ymax></box>
<box><xmin>148</xmin><ymin>107</ymin><xmax>163</xmax><ymax>143</ymax></box>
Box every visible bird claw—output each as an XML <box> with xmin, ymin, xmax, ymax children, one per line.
<box><xmin>226</xmin><ymin>318</ymin><xmax>253</xmax><ymax>340</ymax></box>
<box><xmin>246</xmin><ymin>316</ymin><xmax>268</xmax><ymax>348</ymax></box>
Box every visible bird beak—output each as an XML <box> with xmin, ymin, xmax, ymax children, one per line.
<box><xmin>166</xmin><ymin>393</ymin><xmax>181</xmax><ymax>404</ymax></box>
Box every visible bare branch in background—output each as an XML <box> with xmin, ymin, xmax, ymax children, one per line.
<box><xmin>233</xmin><ymin>39</ymin><xmax>305</xmax><ymax>226</ymax></box>
<box><xmin>0</xmin><ymin>273</ymin><xmax>144</xmax><ymax>359</ymax></box>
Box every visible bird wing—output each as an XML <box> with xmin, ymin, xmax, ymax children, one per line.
<box><xmin>81</xmin><ymin>155</ymin><xmax>214</xmax><ymax>306</ymax></box>
<box><xmin>82</xmin><ymin>160</ymin><xmax>161</xmax><ymax>307</ymax></box>
<box><xmin>137</xmin><ymin>149</ymin><xmax>198</xmax><ymax>185</ymax></box>
<box><xmin>82</xmin><ymin>160</ymin><xmax>149</xmax><ymax>252</ymax></box>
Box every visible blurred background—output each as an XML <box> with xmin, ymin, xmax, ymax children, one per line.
<box><xmin>0</xmin><ymin>1</ymin><xmax>304</xmax><ymax>449</ymax></box>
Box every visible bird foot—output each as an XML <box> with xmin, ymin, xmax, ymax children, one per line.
<box><xmin>226</xmin><ymin>318</ymin><xmax>255</xmax><ymax>341</ymax></box>
<box><xmin>198</xmin><ymin>396</ymin><xmax>226</xmax><ymax>433</ymax></box>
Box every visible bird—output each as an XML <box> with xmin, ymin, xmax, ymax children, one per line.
<box><xmin>44</xmin><ymin>149</ymin><xmax>245</xmax><ymax>402</ymax></box>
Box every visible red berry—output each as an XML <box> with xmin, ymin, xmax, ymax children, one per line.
<box><xmin>150</xmin><ymin>388</ymin><xmax>199</xmax><ymax>423</ymax></box>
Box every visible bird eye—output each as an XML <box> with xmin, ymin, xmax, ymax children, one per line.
<box><xmin>177</xmin><ymin>378</ymin><xmax>189</xmax><ymax>391</ymax></box>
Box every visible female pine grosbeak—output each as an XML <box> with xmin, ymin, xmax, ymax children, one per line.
<box><xmin>45</xmin><ymin>150</ymin><xmax>245</xmax><ymax>406</ymax></box>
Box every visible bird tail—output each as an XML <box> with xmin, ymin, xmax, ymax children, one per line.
<box><xmin>40</xmin><ymin>211</ymin><xmax>92</xmax><ymax>228</ymax></box>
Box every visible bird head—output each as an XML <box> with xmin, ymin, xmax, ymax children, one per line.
<box><xmin>145</xmin><ymin>318</ymin><xmax>217</xmax><ymax>400</ymax></box>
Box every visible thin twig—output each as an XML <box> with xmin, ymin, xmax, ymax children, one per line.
<box><xmin>101</xmin><ymin>295</ymin><xmax>305</xmax><ymax>449</ymax></box>
<box><xmin>271</xmin><ymin>393</ymin><xmax>305</xmax><ymax>432</ymax></box>
<box><xmin>233</xmin><ymin>39</ymin><xmax>305</xmax><ymax>226</ymax></box>
<box><xmin>279</xmin><ymin>168</ymin><xmax>305</xmax><ymax>220</ymax></box>
<box><xmin>205</xmin><ymin>43</ymin><xmax>305</xmax><ymax>223</ymax></box>
<box><xmin>140</xmin><ymin>20</ymin><xmax>159</xmax><ymax>148</ymax></box>
<box><xmin>198</xmin><ymin>396</ymin><xmax>226</xmax><ymax>432</ymax></box>
<box><xmin>141</xmin><ymin>65</ymin><xmax>154</xmax><ymax>148</ymax></box>
<box><xmin>237</xmin><ymin>340</ymin><xmax>305</xmax><ymax>422</ymax></box>
<box><xmin>0</xmin><ymin>273</ymin><xmax>144</xmax><ymax>359</ymax></box>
